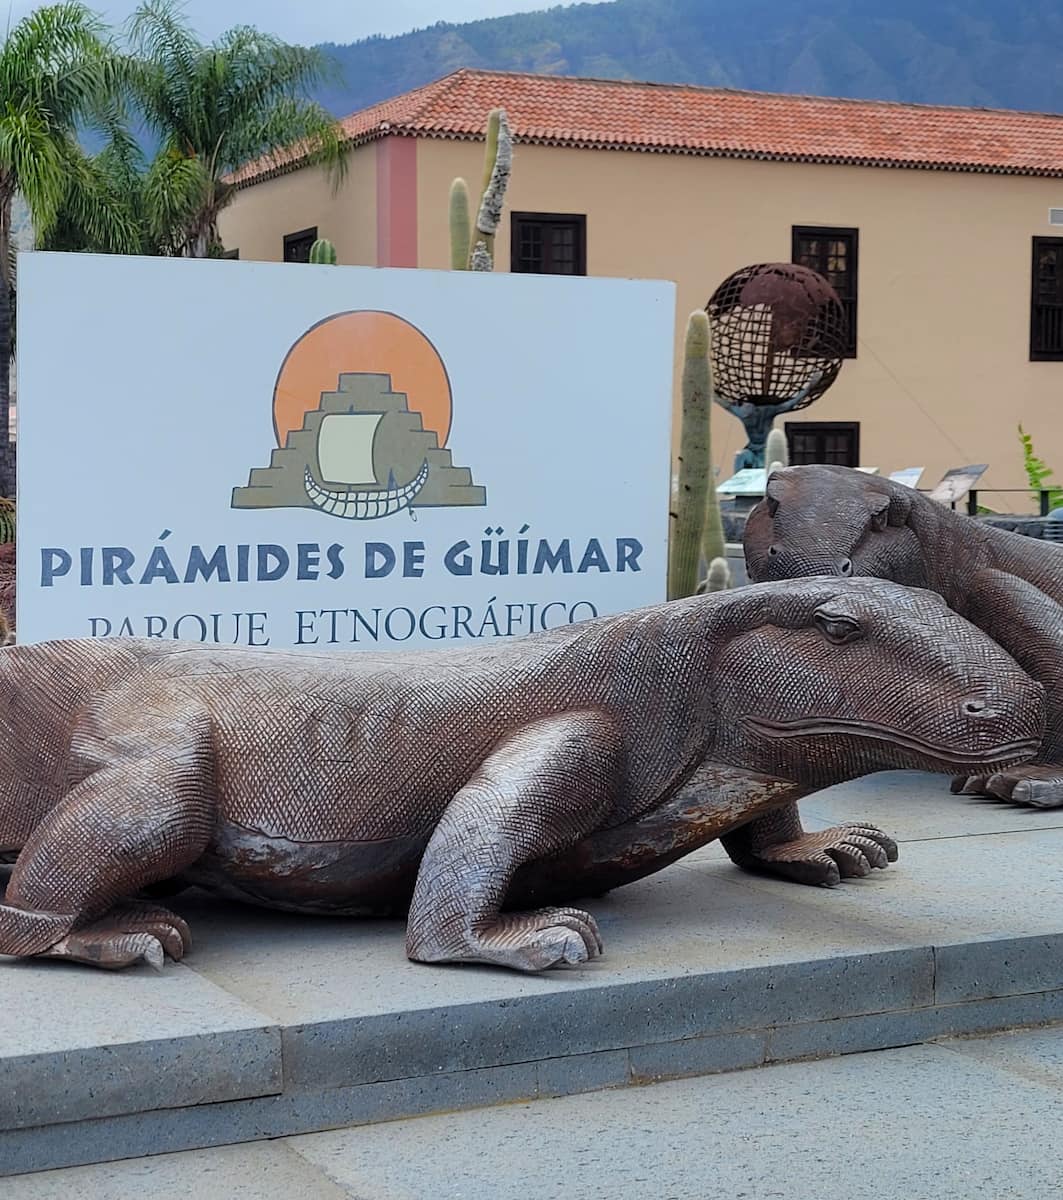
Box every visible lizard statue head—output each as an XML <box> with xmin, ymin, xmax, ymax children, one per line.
<box><xmin>710</xmin><ymin>577</ymin><xmax>1044</xmax><ymax>788</ymax></box>
<box><xmin>743</xmin><ymin>465</ymin><xmax>929</xmax><ymax>589</ymax></box>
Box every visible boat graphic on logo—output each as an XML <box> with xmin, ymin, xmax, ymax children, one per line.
<box><xmin>232</xmin><ymin>310</ymin><xmax>487</xmax><ymax>520</ymax></box>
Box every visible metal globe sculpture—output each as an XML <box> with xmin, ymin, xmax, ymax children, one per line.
<box><xmin>706</xmin><ymin>263</ymin><xmax>848</xmax><ymax>471</ymax></box>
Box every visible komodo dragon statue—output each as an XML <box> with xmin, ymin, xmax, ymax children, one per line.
<box><xmin>0</xmin><ymin>577</ymin><xmax>1044</xmax><ymax>974</ymax></box>
<box><xmin>744</xmin><ymin>464</ymin><xmax>1063</xmax><ymax>808</ymax></box>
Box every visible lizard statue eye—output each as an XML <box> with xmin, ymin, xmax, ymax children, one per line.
<box><xmin>814</xmin><ymin>611</ymin><xmax>862</xmax><ymax>644</ymax></box>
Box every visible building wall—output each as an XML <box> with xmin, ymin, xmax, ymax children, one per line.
<box><xmin>217</xmin><ymin>142</ymin><xmax>378</xmax><ymax>267</ymax></box>
<box><xmin>418</xmin><ymin>138</ymin><xmax>1063</xmax><ymax>499</ymax></box>
<box><xmin>223</xmin><ymin>134</ymin><xmax>1063</xmax><ymax>500</ymax></box>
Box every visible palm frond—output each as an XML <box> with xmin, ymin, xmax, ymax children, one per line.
<box><xmin>222</xmin><ymin>95</ymin><xmax>345</xmax><ymax>182</ymax></box>
<box><xmin>0</xmin><ymin>2</ymin><xmax>120</xmax><ymax>240</ymax></box>
<box><xmin>48</xmin><ymin>139</ymin><xmax>147</xmax><ymax>254</ymax></box>
<box><xmin>126</xmin><ymin>0</ymin><xmax>200</xmax><ymax>87</ymax></box>
<box><xmin>120</xmin><ymin>1</ymin><xmax>346</xmax><ymax>251</ymax></box>
<box><xmin>0</xmin><ymin>3</ymin><xmax>113</xmax><ymax>129</ymax></box>
<box><xmin>126</xmin><ymin>0</ymin><xmax>208</xmax><ymax>150</ymax></box>
<box><xmin>0</xmin><ymin>102</ymin><xmax>69</xmax><ymax>235</ymax></box>
<box><xmin>1</xmin><ymin>2</ymin><xmax>105</xmax><ymax>80</ymax></box>
<box><xmin>144</xmin><ymin>145</ymin><xmax>210</xmax><ymax>253</ymax></box>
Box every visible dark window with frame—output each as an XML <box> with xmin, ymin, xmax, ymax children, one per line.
<box><xmin>785</xmin><ymin>421</ymin><xmax>860</xmax><ymax>468</ymax></box>
<box><xmin>1031</xmin><ymin>236</ymin><xmax>1063</xmax><ymax>360</ymax></box>
<box><xmin>510</xmin><ymin>213</ymin><xmax>586</xmax><ymax>275</ymax></box>
<box><xmin>283</xmin><ymin>227</ymin><xmax>317</xmax><ymax>263</ymax></box>
<box><xmin>792</xmin><ymin>226</ymin><xmax>858</xmax><ymax>357</ymax></box>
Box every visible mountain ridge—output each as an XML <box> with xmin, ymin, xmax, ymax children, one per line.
<box><xmin>306</xmin><ymin>0</ymin><xmax>1063</xmax><ymax>119</ymax></box>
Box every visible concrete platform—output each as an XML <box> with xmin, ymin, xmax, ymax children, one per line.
<box><xmin>4</xmin><ymin>770</ymin><xmax>1063</xmax><ymax>1177</ymax></box>
<box><xmin>11</xmin><ymin>1025</ymin><xmax>1063</xmax><ymax>1198</ymax></box>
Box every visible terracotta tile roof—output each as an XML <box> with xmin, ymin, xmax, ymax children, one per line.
<box><xmin>229</xmin><ymin>68</ymin><xmax>1063</xmax><ymax>186</ymax></box>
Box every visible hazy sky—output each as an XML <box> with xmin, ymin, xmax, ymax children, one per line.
<box><xmin>6</xmin><ymin>0</ymin><xmax>577</xmax><ymax>44</ymax></box>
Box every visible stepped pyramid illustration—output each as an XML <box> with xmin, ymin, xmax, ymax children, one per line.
<box><xmin>232</xmin><ymin>372</ymin><xmax>486</xmax><ymax>518</ymax></box>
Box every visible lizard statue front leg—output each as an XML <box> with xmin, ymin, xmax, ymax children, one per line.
<box><xmin>951</xmin><ymin>569</ymin><xmax>1063</xmax><ymax>808</ymax></box>
<box><xmin>0</xmin><ymin>708</ymin><xmax>213</xmax><ymax>969</ymax></box>
<box><xmin>507</xmin><ymin>761</ymin><xmax>897</xmax><ymax>907</ymax></box>
<box><xmin>405</xmin><ymin>711</ymin><xmax>621</xmax><ymax>972</ymax></box>
<box><xmin>508</xmin><ymin>761</ymin><xmax>801</xmax><ymax>904</ymax></box>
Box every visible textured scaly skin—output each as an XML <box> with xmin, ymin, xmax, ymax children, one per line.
<box><xmin>744</xmin><ymin>464</ymin><xmax>1063</xmax><ymax>807</ymax></box>
<box><xmin>0</xmin><ymin>577</ymin><xmax>1045</xmax><ymax>973</ymax></box>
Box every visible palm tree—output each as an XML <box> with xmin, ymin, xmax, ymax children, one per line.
<box><xmin>0</xmin><ymin>2</ymin><xmax>118</xmax><ymax>496</ymax></box>
<box><xmin>125</xmin><ymin>0</ymin><xmax>345</xmax><ymax>258</ymax></box>
<box><xmin>40</xmin><ymin>129</ymin><xmax>171</xmax><ymax>257</ymax></box>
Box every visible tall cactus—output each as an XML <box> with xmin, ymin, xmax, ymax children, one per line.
<box><xmin>765</xmin><ymin>425</ymin><xmax>788</xmax><ymax>473</ymax></box>
<box><xmin>309</xmin><ymin>238</ymin><xmax>337</xmax><ymax>265</ymax></box>
<box><xmin>479</xmin><ymin>109</ymin><xmax>503</xmax><ymax>221</ymax></box>
<box><xmin>670</xmin><ymin>311</ymin><xmax>720</xmax><ymax>600</ymax></box>
<box><xmin>449</xmin><ymin>179</ymin><xmax>472</xmax><ymax>270</ymax></box>
<box><xmin>472</xmin><ymin>109</ymin><xmax>511</xmax><ymax>270</ymax></box>
<box><xmin>701</xmin><ymin>420</ymin><xmax>727</xmax><ymax>579</ymax></box>
<box><xmin>448</xmin><ymin>108</ymin><xmax>513</xmax><ymax>272</ymax></box>
<box><xmin>697</xmin><ymin>556</ymin><xmax>733</xmax><ymax>595</ymax></box>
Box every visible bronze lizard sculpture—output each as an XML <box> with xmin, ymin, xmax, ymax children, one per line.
<box><xmin>0</xmin><ymin>577</ymin><xmax>1044</xmax><ymax>974</ymax></box>
<box><xmin>744</xmin><ymin>463</ymin><xmax>1063</xmax><ymax>807</ymax></box>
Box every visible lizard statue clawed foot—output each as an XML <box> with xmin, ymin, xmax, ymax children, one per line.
<box><xmin>750</xmin><ymin>824</ymin><xmax>899</xmax><ymax>886</ymax></box>
<box><xmin>37</xmin><ymin>901</ymin><xmax>191</xmax><ymax>970</ymax></box>
<box><xmin>951</xmin><ymin>764</ymin><xmax>1063</xmax><ymax>809</ymax></box>
<box><xmin>411</xmin><ymin>907</ymin><xmax>603</xmax><ymax>973</ymax></box>
<box><xmin>723</xmin><ymin>812</ymin><xmax>899</xmax><ymax>888</ymax></box>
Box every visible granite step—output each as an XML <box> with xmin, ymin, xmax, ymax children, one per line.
<box><xmin>9</xmin><ymin>1025</ymin><xmax>1063</xmax><ymax>1198</ymax></box>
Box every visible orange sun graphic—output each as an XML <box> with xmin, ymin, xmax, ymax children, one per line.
<box><xmin>273</xmin><ymin>311</ymin><xmax>453</xmax><ymax>450</ymax></box>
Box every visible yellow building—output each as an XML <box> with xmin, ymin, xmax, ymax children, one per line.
<box><xmin>221</xmin><ymin>68</ymin><xmax>1063</xmax><ymax>501</ymax></box>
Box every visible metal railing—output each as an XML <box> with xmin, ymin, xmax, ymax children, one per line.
<box><xmin>961</xmin><ymin>489</ymin><xmax>1057</xmax><ymax>517</ymax></box>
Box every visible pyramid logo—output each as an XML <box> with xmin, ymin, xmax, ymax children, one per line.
<box><xmin>232</xmin><ymin>310</ymin><xmax>487</xmax><ymax>521</ymax></box>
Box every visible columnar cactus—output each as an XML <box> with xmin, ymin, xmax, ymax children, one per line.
<box><xmin>669</xmin><ymin>310</ymin><xmax>723</xmax><ymax>600</ymax></box>
<box><xmin>697</xmin><ymin>556</ymin><xmax>733</xmax><ymax>594</ymax></box>
<box><xmin>701</xmin><ymin>431</ymin><xmax>727</xmax><ymax>580</ymax></box>
<box><xmin>449</xmin><ymin>179</ymin><xmax>472</xmax><ymax>271</ymax></box>
<box><xmin>471</xmin><ymin>109</ymin><xmax>512</xmax><ymax>271</ymax></box>
<box><xmin>309</xmin><ymin>238</ymin><xmax>337</xmax><ymax>265</ymax></box>
<box><xmin>479</xmin><ymin>109</ymin><xmax>503</xmax><ymax>222</ymax></box>
<box><xmin>448</xmin><ymin>108</ymin><xmax>513</xmax><ymax>272</ymax></box>
<box><xmin>765</xmin><ymin>426</ymin><xmax>788</xmax><ymax>474</ymax></box>
<box><xmin>469</xmin><ymin>242</ymin><xmax>493</xmax><ymax>272</ymax></box>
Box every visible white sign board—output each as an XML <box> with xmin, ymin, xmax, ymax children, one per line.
<box><xmin>17</xmin><ymin>254</ymin><xmax>675</xmax><ymax>651</ymax></box>
<box><xmin>889</xmin><ymin>467</ymin><xmax>924</xmax><ymax>489</ymax></box>
<box><xmin>718</xmin><ymin>468</ymin><xmax>767</xmax><ymax>495</ymax></box>
<box><xmin>928</xmin><ymin>464</ymin><xmax>988</xmax><ymax>505</ymax></box>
